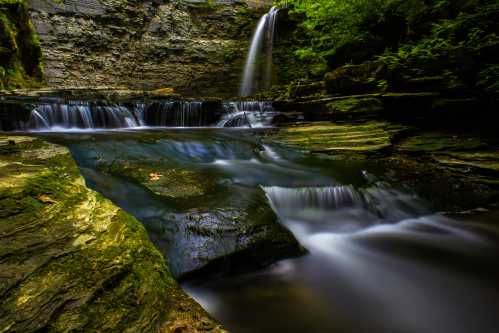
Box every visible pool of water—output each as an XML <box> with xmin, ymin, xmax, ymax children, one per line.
<box><xmin>42</xmin><ymin>129</ymin><xmax>499</xmax><ymax>333</ymax></box>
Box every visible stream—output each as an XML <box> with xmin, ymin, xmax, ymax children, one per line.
<box><xmin>38</xmin><ymin>127</ymin><xmax>499</xmax><ymax>333</ymax></box>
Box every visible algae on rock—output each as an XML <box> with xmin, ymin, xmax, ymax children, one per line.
<box><xmin>0</xmin><ymin>0</ymin><xmax>43</xmax><ymax>89</ymax></box>
<box><xmin>271</xmin><ymin>121</ymin><xmax>409</xmax><ymax>156</ymax></box>
<box><xmin>0</xmin><ymin>136</ymin><xmax>225</xmax><ymax>333</ymax></box>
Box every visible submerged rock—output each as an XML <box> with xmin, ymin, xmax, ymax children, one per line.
<box><xmin>0</xmin><ymin>136</ymin><xmax>225</xmax><ymax>332</ymax></box>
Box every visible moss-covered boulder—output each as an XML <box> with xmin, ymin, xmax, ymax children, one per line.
<box><xmin>0</xmin><ymin>136</ymin><xmax>225</xmax><ymax>333</ymax></box>
<box><xmin>396</xmin><ymin>132</ymin><xmax>499</xmax><ymax>188</ymax></box>
<box><xmin>397</xmin><ymin>133</ymin><xmax>487</xmax><ymax>154</ymax></box>
<box><xmin>324</xmin><ymin>62</ymin><xmax>387</xmax><ymax>95</ymax></box>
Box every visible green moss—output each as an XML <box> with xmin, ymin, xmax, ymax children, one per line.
<box><xmin>272</xmin><ymin>121</ymin><xmax>409</xmax><ymax>156</ymax></box>
<box><xmin>0</xmin><ymin>0</ymin><xmax>44</xmax><ymax>90</ymax></box>
<box><xmin>326</xmin><ymin>97</ymin><xmax>383</xmax><ymax>115</ymax></box>
<box><xmin>98</xmin><ymin>160</ymin><xmax>215</xmax><ymax>200</ymax></box>
<box><xmin>397</xmin><ymin>133</ymin><xmax>487</xmax><ymax>153</ymax></box>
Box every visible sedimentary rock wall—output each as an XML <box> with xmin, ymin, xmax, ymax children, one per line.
<box><xmin>27</xmin><ymin>0</ymin><xmax>271</xmax><ymax>96</ymax></box>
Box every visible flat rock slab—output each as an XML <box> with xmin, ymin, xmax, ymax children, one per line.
<box><xmin>271</xmin><ymin>121</ymin><xmax>409</xmax><ymax>155</ymax></box>
<box><xmin>0</xmin><ymin>136</ymin><xmax>225</xmax><ymax>333</ymax></box>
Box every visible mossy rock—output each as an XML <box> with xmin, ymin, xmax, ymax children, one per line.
<box><xmin>397</xmin><ymin>133</ymin><xmax>488</xmax><ymax>154</ymax></box>
<box><xmin>326</xmin><ymin>97</ymin><xmax>383</xmax><ymax>119</ymax></box>
<box><xmin>271</xmin><ymin>121</ymin><xmax>409</xmax><ymax>156</ymax></box>
<box><xmin>0</xmin><ymin>0</ymin><xmax>44</xmax><ymax>90</ymax></box>
<box><xmin>98</xmin><ymin>160</ymin><xmax>215</xmax><ymax>200</ymax></box>
<box><xmin>0</xmin><ymin>136</ymin><xmax>225</xmax><ymax>333</ymax></box>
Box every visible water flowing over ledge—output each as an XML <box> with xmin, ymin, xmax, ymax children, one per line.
<box><xmin>0</xmin><ymin>99</ymin><xmax>277</xmax><ymax>132</ymax></box>
<box><xmin>240</xmin><ymin>6</ymin><xmax>280</xmax><ymax>96</ymax></box>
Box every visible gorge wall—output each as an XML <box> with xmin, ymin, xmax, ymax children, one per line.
<box><xmin>27</xmin><ymin>0</ymin><xmax>272</xmax><ymax>96</ymax></box>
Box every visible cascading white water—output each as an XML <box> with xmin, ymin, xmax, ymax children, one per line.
<box><xmin>26</xmin><ymin>102</ymin><xmax>141</xmax><ymax>130</ymax></box>
<box><xmin>240</xmin><ymin>6</ymin><xmax>279</xmax><ymax>96</ymax></box>
<box><xmin>137</xmin><ymin>101</ymin><xmax>206</xmax><ymax>127</ymax></box>
<box><xmin>2</xmin><ymin>99</ymin><xmax>279</xmax><ymax>131</ymax></box>
<box><xmin>262</xmin><ymin>184</ymin><xmax>428</xmax><ymax>227</ymax></box>
<box><xmin>217</xmin><ymin>101</ymin><xmax>276</xmax><ymax>128</ymax></box>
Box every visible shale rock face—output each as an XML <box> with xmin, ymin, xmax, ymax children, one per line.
<box><xmin>0</xmin><ymin>136</ymin><xmax>225</xmax><ymax>333</ymax></box>
<box><xmin>27</xmin><ymin>0</ymin><xmax>271</xmax><ymax>96</ymax></box>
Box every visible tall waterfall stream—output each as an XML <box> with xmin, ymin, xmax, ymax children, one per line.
<box><xmin>240</xmin><ymin>6</ymin><xmax>279</xmax><ymax>96</ymax></box>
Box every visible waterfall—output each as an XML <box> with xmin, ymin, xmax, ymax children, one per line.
<box><xmin>217</xmin><ymin>101</ymin><xmax>276</xmax><ymax>128</ymax></box>
<box><xmin>139</xmin><ymin>101</ymin><xmax>208</xmax><ymax>127</ymax></box>
<box><xmin>240</xmin><ymin>6</ymin><xmax>279</xmax><ymax>96</ymax></box>
<box><xmin>263</xmin><ymin>184</ymin><xmax>429</xmax><ymax>224</ymax></box>
<box><xmin>26</xmin><ymin>102</ymin><xmax>140</xmax><ymax>130</ymax></box>
<box><xmin>1</xmin><ymin>99</ymin><xmax>279</xmax><ymax>131</ymax></box>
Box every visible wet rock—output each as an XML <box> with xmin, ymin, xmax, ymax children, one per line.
<box><xmin>99</xmin><ymin>160</ymin><xmax>216</xmax><ymax>200</ymax></box>
<box><xmin>164</xmin><ymin>195</ymin><xmax>305</xmax><ymax>280</ymax></box>
<box><xmin>0</xmin><ymin>136</ymin><xmax>225</xmax><ymax>333</ymax></box>
<box><xmin>93</xmin><ymin>154</ymin><xmax>305</xmax><ymax>280</ymax></box>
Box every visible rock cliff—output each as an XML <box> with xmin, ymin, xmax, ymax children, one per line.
<box><xmin>27</xmin><ymin>0</ymin><xmax>272</xmax><ymax>96</ymax></box>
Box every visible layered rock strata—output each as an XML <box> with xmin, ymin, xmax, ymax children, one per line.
<box><xmin>27</xmin><ymin>0</ymin><xmax>272</xmax><ymax>96</ymax></box>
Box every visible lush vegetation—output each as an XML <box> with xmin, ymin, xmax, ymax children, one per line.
<box><xmin>275</xmin><ymin>0</ymin><xmax>499</xmax><ymax>95</ymax></box>
<box><xmin>0</xmin><ymin>0</ymin><xmax>43</xmax><ymax>89</ymax></box>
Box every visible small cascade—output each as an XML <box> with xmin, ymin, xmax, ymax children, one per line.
<box><xmin>1</xmin><ymin>99</ymin><xmax>278</xmax><ymax>131</ymax></box>
<box><xmin>240</xmin><ymin>6</ymin><xmax>280</xmax><ymax>96</ymax></box>
<box><xmin>26</xmin><ymin>102</ymin><xmax>140</xmax><ymax>130</ymax></box>
<box><xmin>264</xmin><ymin>186</ymin><xmax>366</xmax><ymax>214</ymax></box>
<box><xmin>139</xmin><ymin>101</ymin><xmax>210</xmax><ymax>127</ymax></box>
<box><xmin>217</xmin><ymin>101</ymin><xmax>276</xmax><ymax>128</ymax></box>
<box><xmin>263</xmin><ymin>184</ymin><xmax>428</xmax><ymax>224</ymax></box>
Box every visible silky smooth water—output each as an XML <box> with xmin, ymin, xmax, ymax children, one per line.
<box><xmin>240</xmin><ymin>7</ymin><xmax>279</xmax><ymax>96</ymax></box>
<box><xmin>42</xmin><ymin>129</ymin><xmax>499</xmax><ymax>333</ymax></box>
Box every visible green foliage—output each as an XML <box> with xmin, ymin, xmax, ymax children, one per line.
<box><xmin>478</xmin><ymin>65</ymin><xmax>499</xmax><ymax>94</ymax></box>
<box><xmin>276</xmin><ymin>0</ymin><xmax>498</xmax><ymax>94</ymax></box>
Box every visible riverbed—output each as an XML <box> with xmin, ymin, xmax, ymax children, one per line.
<box><xmin>39</xmin><ymin>128</ymin><xmax>499</xmax><ymax>333</ymax></box>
